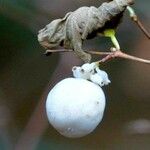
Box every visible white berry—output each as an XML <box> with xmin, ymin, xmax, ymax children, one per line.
<box><xmin>46</xmin><ymin>78</ymin><xmax>106</xmax><ymax>138</ymax></box>
<box><xmin>72</xmin><ymin>63</ymin><xmax>111</xmax><ymax>87</ymax></box>
<box><xmin>90</xmin><ymin>73</ymin><xmax>104</xmax><ymax>87</ymax></box>
<box><xmin>72</xmin><ymin>63</ymin><xmax>95</xmax><ymax>80</ymax></box>
<box><xmin>95</xmin><ymin>67</ymin><xmax>111</xmax><ymax>86</ymax></box>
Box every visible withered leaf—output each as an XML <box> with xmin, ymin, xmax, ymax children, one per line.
<box><xmin>38</xmin><ymin>0</ymin><xmax>134</xmax><ymax>62</ymax></box>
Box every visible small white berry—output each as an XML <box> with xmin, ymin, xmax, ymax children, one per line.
<box><xmin>90</xmin><ymin>73</ymin><xmax>104</xmax><ymax>87</ymax></box>
<box><xmin>72</xmin><ymin>66</ymin><xmax>88</xmax><ymax>79</ymax></box>
<box><xmin>81</xmin><ymin>63</ymin><xmax>96</xmax><ymax>73</ymax></box>
<box><xmin>72</xmin><ymin>63</ymin><xmax>95</xmax><ymax>80</ymax></box>
<box><xmin>72</xmin><ymin>63</ymin><xmax>111</xmax><ymax>86</ymax></box>
<box><xmin>46</xmin><ymin>78</ymin><xmax>106</xmax><ymax>138</ymax></box>
<box><xmin>95</xmin><ymin>67</ymin><xmax>111</xmax><ymax>85</ymax></box>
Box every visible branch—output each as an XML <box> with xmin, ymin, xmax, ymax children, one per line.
<box><xmin>44</xmin><ymin>49</ymin><xmax>111</xmax><ymax>55</ymax></box>
<box><xmin>44</xmin><ymin>49</ymin><xmax>150</xmax><ymax>64</ymax></box>
<box><xmin>131</xmin><ymin>16</ymin><xmax>150</xmax><ymax>39</ymax></box>
<box><xmin>96</xmin><ymin>50</ymin><xmax>150</xmax><ymax>64</ymax></box>
<box><xmin>127</xmin><ymin>6</ymin><xmax>150</xmax><ymax>39</ymax></box>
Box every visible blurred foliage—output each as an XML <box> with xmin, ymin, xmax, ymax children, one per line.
<box><xmin>0</xmin><ymin>0</ymin><xmax>150</xmax><ymax>150</ymax></box>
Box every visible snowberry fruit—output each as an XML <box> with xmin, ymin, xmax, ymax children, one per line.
<box><xmin>46</xmin><ymin>78</ymin><xmax>106</xmax><ymax>138</ymax></box>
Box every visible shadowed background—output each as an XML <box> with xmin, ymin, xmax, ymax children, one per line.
<box><xmin>0</xmin><ymin>0</ymin><xmax>150</xmax><ymax>150</ymax></box>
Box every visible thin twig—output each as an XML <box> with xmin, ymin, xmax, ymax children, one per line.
<box><xmin>96</xmin><ymin>50</ymin><xmax>150</xmax><ymax>64</ymax></box>
<box><xmin>85</xmin><ymin>51</ymin><xmax>113</xmax><ymax>55</ymax></box>
<box><xmin>44</xmin><ymin>49</ymin><xmax>150</xmax><ymax>64</ymax></box>
<box><xmin>127</xmin><ymin>6</ymin><xmax>150</xmax><ymax>39</ymax></box>
<box><xmin>131</xmin><ymin>16</ymin><xmax>150</xmax><ymax>39</ymax></box>
<box><xmin>44</xmin><ymin>49</ymin><xmax>111</xmax><ymax>55</ymax></box>
<box><xmin>44</xmin><ymin>49</ymin><xmax>72</xmax><ymax>54</ymax></box>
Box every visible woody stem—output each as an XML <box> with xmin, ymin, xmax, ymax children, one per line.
<box><xmin>44</xmin><ymin>49</ymin><xmax>150</xmax><ymax>64</ymax></box>
<box><xmin>96</xmin><ymin>50</ymin><xmax>150</xmax><ymax>64</ymax></box>
<box><xmin>127</xmin><ymin>6</ymin><xmax>150</xmax><ymax>39</ymax></box>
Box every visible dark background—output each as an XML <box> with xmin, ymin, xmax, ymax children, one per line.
<box><xmin>0</xmin><ymin>0</ymin><xmax>150</xmax><ymax>150</ymax></box>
